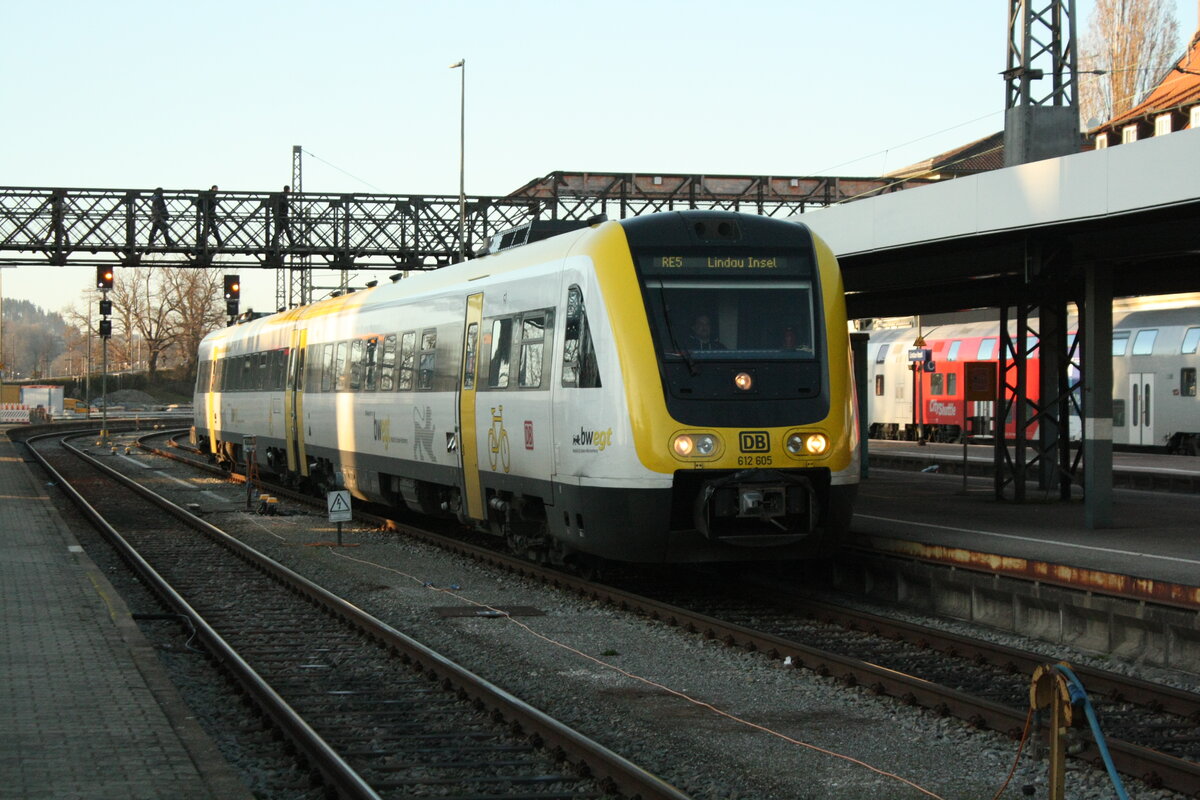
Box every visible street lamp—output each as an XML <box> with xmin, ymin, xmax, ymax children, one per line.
<box><xmin>450</xmin><ymin>58</ymin><xmax>466</xmax><ymax>260</ymax></box>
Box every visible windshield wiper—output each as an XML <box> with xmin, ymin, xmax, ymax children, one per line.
<box><xmin>656</xmin><ymin>279</ymin><xmax>699</xmax><ymax>376</ymax></box>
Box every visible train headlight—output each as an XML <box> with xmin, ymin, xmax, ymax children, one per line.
<box><xmin>672</xmin><ymin>433</ymin><xmax>719</xmax><ymax>459</ymax></box>
<box><xmin>786</xmin><ymin>432</ymin><xmax>829</xmax><ymax>457</ymax></box>
<box><xmin>805</xmin><ymin>433</ymin><xmax>828</xmax><ymax>455</ymax></box>
<box><xmin>734</xmin><ymin>372</ymin><xmax>753</xmax><ymax>391</ymax></box>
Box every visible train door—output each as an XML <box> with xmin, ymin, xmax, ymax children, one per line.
<box><xmin>1128</xmin><ymin>373</ymin><xmax>1154</xmax><ymax>446</ymax></box>
<box><xmin>456</xmin><ymin>293</ymin><xmax>485</xmax><ymax>521</ymax></box>
<box><xmin>285</xmin><ymin>329</ymin><xmax>309</xmax><ymax>475</ymax></box>
<box><xmin>207</xmin><ymin>346</ymin><xmax>223</xmax><ymax>454</ymax></box>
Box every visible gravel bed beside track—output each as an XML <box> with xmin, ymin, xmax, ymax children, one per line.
<box><xmin>42</xmin><ymin>470</ymin><xmax>325</xmax><ymax>799</ymax></box>
<box><xmin>182</xmin><ymin>481</ymin><xmax>1189</xmax><ymax>800</ymax></box>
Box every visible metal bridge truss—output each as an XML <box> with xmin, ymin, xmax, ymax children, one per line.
<box><xmin>0</xmin><ymin>172</ymin><xmax>917</xmax><ymax>306</ymax></box>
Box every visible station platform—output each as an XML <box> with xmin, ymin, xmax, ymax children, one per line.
<box><xmin>866</xmin><ymin>439</ymin><xmax>1200</xmax><ymax>493</ymax></box>
<box><xmin>0</xmin><ymin>428</ymin><xmax>250</xmax><ymax>799</ymax></box>
<box><xmin>853</xmin><ymin>442</ymin><xmax>1200</xmax><ymax>600</ymax></box>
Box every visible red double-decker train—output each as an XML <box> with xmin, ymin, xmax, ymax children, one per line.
<box><xmin>862</xmin><ymin>304</ymin><xmax>1199</xmax><ymax>454</ymax></box>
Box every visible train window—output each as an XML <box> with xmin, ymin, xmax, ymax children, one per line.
<box><xmin>488</xmin><ymin>319</ymin><xmax>512</xmax><ymax>388</ymax></box>
<box><xmin>417</xmin><ymin>329</ymin><xmax>437</xmax><ymax>390</ymax></box>
<box><xmin>463</xmin><ymin>323</ymin><xmax>478</xmax><ymax>389</ymax></box>
<box><xmin>349</xmin><ymin>340</ymin><xmax>365</xmax><ymax>391</ymax></box>
<box><xmin>322</xmin><ymin>348</ymin><xmax>333</xmax><ymax>391</ymax></box>
<box><xmin>930</xmin><ymin>373</ymin><xmax>944</xmax><ymax>395</ymax></box>
<box><xmin>1132</xmin><ymin>329</ymin><xmax>1157</xmax><ymax>355</ymax></box>
<box><xmin>380</xmin><ymin>334</ymin><xmax>397</xmax><ymax>391</ymax></box>
<box><xmin>977</xmin><ymin>338</ymin><xmax>997</xmax><ymax>360</ymax></box>
<box><xmin>1113</xmin><ymin>399</ymin><xmax>1126</xmax><ymax>427</ymax></box>
<box><xmin>272</xmin><ymin>350</ymin><xmax>287</xmax><ymax>390</ymax></box>
<box><xmin>363</xmin><ymin>338</ymin><xmax>379</xmax><ymax>392</ymax></box>
<box><xmin>1182</xmin><ymin>368</ymin><xmax>1197</xmax><ymax>397</ymax></box>
<box><xmin>646</xmin><ymin>278</ymin><xmax>815</xmax><ymax>360</ymax></box>
<box><xmin>1182</xmin><ymin>327</ymin><xmax>1200</xmax><ymax>355</ymax></box>
<box><xmin>875</xmin><ymin>344</ymin><xmax>889</xmax><ymax>364</ymax></box>
<box><xmin>241</xmin><ymin>356</ymin><xmax>253</xmax><ymax>392</ymax></box>
<box><xmin>562</xmin><ymin>285</ymin><xmax>601</xmax><ymax>388</ymax></box>
<box><xmin>398</xmin><ymin>332</ymin><xmax>416</xmax><ymax>391</ymax></box>
<box><xmin>334</xmin><ymin>342</ymin><xmax>350</xmax><ymax>392</ymax></box>
<box><xmin>292</xmin><ymin>347</ymin><xmax>305</xmax><ymax>392</ymax></box>
<box><xmin>306</xmin><ymin>345</ymin><xmax>323</xmax><ymax>393</ymax></box>
<box><xmin>518</xmin><ymin>314</ymin><xmax>545</xmax><ymax>388</ymax></box>
<box><xmin>257</xmin><ymin>352</ymin><xmax>270</xmax><ymax>391</ymax></box>
<box><xmin>947</xmin><ymin>373</ymin><xmax>957</xmax><ymax>396</ymax></box>
<box><xmin>874</xmin><ymin>375</ymin><xmax>884</xmax><ymax>396</ymax></box>
<box><xmin>1112</xmin><ymin>331</ymin><xmax>1130</xmax><ymax>356</ymax></box>
<box><xmin>946</xmin><ymin>341</ymin><xmax>961</xmax><ymax>361</ymax></box>
<box><xmin>195</xmin><ymin>360</ymin><xmax>209</xmax><ymax>393</ymax></box>
<box><xmin>319</xmin><ymin>344</ymin><xmax>334</xmax><ymax>392</ymax></box>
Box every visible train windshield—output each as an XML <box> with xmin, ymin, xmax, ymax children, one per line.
<box><xmin>644</xmin><ymin>279</ymin><xmax>817</xmax><ymax>361</ymax></box>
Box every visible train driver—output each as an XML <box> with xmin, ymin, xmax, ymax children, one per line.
<box><xmin>686</xmin><ymin>314</ymin><xmax>725</xmax><ymax>351</ymax></box>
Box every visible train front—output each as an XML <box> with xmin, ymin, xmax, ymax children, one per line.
<box><xmin>616</xmin><ymin>212</ymin><xmax>859</xmax><ymax>560</ymax></box>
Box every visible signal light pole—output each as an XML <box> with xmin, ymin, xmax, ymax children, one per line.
<box><xmin>97</xmin><ymin>287</ymin><xmax>112</xmax><ymax>443</ymax></box>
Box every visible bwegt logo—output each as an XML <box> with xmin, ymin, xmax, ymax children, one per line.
<box><xmin>573</xmin><ymin>427</ymin><xmax>613</xmax><ymax>451</ymax></box>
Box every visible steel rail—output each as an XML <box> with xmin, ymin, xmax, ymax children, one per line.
<box><xmin>136</xmin><ymin>429</ymin><xmax>1200</xmax><ymax>795</ymax></box>
<box><xmin>25</xmin><ymin>431</ymin><xmax>382</xmax><ymax>800</ymax></box>
<box><xmin>397</xmin><ymin>530</ymin><xmax>1200</xmax><ymax>795</ymax></box>
<box><xmin>53</xmin><ymin>430</ymin><xmax>693</xmax><ymax>800</ymax></box>
<box><xmin>756</xmin><ymin>590</ymin><xmax>1200</xmax><ymax>721</ymax></box>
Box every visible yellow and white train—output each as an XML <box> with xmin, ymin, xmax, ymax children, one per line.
<box><xmin>193</xmin><ymin>211</ymin><xmax>859</xmax><ymax>564</ymax></box>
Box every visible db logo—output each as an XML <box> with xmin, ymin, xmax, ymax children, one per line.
<box><xmin>524</xmin><ymin>420</ymin><xmax>534</xmax><ymax>450</ymax></box>
<box><xmin>739</xmin><ymin>431</ymin><xmax>769</xmax><ymax>453</ymax></box>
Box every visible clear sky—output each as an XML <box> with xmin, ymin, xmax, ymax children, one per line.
<box><xmin>1</xmin><ymin>0</ymin><xmax>1195</xmax><ymax>316</ymax></box>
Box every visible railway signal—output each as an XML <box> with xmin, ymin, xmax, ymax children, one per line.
<box><xmin>98</xmin><ymin>319</ymin><xmax>112</xmax><ymax>339</ymax></box>
<box><xmin>224</xmin><ymin>274</ymin><xmax>240</xmax><ymax>318</ymax></box>
<box><xmin>96</xmin><ymin>266</ymin><xmax>114</xmax><ymax>291</ymax></box>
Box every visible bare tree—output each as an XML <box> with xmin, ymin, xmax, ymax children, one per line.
<box><xmin>111</xmin><ymin>266</ymin><xmax>174</xmax><ymax>377</ymax></box>
<box><xmin>61</xmin><ymin>296</ymin><xmax>101</xmax><ymax>374</ymax></box>
<box><xmin>1080</xmin><ymin>0</ymin><xmax>1181</xmax><ymax>125</ymax></box>
<box><xmin>162</xmin><ymin>267</ymin><xmax>225</xmax><ymax>378</ymax></box>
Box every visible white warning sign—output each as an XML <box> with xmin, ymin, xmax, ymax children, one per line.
<box><xmin>326</xmin><ymin>490</ymin><xmax>352</xmax><ymax>523</ymax></box>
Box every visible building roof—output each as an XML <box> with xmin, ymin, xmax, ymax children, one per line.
<box><xmin>884</xmin><ymin>131</ymin><xmax>1006</xmax><ymax>180</ymax></box>
<box><xmin>1093</xmin><ymin>31</ymin><xmax>1200</xmax><ymax>133</ymax></box>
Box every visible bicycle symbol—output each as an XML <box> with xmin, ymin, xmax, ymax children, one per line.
<box><xmin>487</xmin><ymin>405</ymin><xmax>510</xmax><ymax>473</ymax></box>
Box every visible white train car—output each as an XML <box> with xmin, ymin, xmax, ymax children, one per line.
<box><xmin>195</xmin><ymin>211</ymin><xmax>861</xmax><ymax>564</ymax></box>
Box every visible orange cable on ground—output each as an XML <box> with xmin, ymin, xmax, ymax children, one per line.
<box><xmin>990</xmin><ymin>705</ymin><xmax>1035</xmax><ymax>800</ymax></box>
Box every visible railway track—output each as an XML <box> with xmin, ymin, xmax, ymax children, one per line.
<box><xmin>136</xmin><ymin>428</ymin><xmax>1200</xmax><ymax>796</ymax></box>
<box><xmin>27</xmin><ymin>430</ymin><xmax>689</xmax><ymax>800</ymax></box>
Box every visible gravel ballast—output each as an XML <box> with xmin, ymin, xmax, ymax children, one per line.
<box><xmin>188</xmin><ymin>482</ymin><xmax>1190</xmax><ymax>800</ymax></box>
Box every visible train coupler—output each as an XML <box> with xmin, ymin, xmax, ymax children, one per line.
<box><xmin>693</xmin><ymin>469</ymin><xmax>818</xmax><ymax>543</ymax></box>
